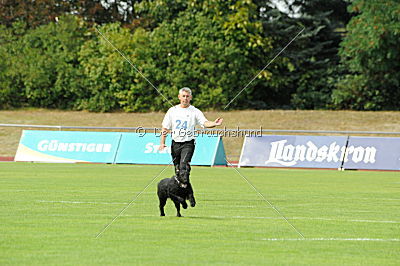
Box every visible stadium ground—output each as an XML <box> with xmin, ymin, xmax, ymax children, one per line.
<box><xmin>1</xmin><ymin>163</ymin><xmax>398</xmax><ymax>265</ymax></box>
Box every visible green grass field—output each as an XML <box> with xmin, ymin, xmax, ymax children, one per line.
<box><xmin>1</xmin><ymin>162</ymin><xmax>399</xmax><ymax>265</ymax></box>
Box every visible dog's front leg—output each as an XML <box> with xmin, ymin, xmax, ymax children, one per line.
<box><xmin>188</xmin><ymin>194</ymin><xmax>196</xmax><ymax>207</ymax></box>
<box><xmin>181</xmin><ymin>200</ymin><xmax>188</xmax><ymax>209</ymax></box>
<box><xmin>173</xmin><ymin>200</ymin><xmax>182</xmax><ymax>217</ymax></box>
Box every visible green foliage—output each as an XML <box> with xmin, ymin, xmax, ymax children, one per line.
<box><xmin>256</xmin><ymin>0</ymin><xmax>349</xmax><ymax>109</ymax></box>
<box><xmin>331</xmin><ymin>73</ymin><xmax>384</xmax><ymax>110</ymax></box>
<box><xmin>77</xmin><ymin>0</ymin><xmax>272</xmax><ymax>112</ymax></box>
<box><xmin>333</xmin><ymin>0</ymin><xmax>400</xmax><ymax>110</ymax></box>
<box><xmin>1</xmin><ymin>1</ymin><xmax>274</xmax><ymax>112</ymax></box>
<box><xmin>78</xmin><ymin>23</ymin><xmax>151</xmax><ymax>112</ymax></box>
<box><xmin>131</xmin><ymin>0</ymin><xmax>271</xmax><ymax>110</ymax></box>
<box><xmin>3</xmin><ymin>0</ymin><xmax>398</xmax><ymax>112</ymax></box>
<box><xmin>0</xmin><ymin>22</ymin><xmax>28</xmax><ymax>108</ymax></box>
<box><xmin>136</xmin><ymin>1</ymin><xmax>271</xmax><ymax>110</ymax></box>
<box><xmin>288</xmin><ymin>0</ymin><xmax>351</xmax><ymax>109</ymax></box>
<box><xmin>17</xmin><ymin>15</ymin><xmax>89</xmax><ymax>109</ymax></box>
<box><xmin>142</xmin><ymin>12</ymin><xmax>246</xmax><ymax>110</ymax></box>
<box><xmin>135</xmin><ymin>0</ymin><xmax>189</xmax><ymax>27</ymax></box>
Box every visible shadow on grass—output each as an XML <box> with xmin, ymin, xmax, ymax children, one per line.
<box><xmin>183</xmin><ymin>215</ymin><xmax>228</xmax><ymax>220</ymax></box>
<box><xmin>124</xmin><ymin>214</ymin><xmax>230</xmax><ymax>221</ymax></box>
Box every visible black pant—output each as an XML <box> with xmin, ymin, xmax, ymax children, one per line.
<box><xmin>171</xmin><ymin>139</ymin><xmax>195</xmax><ymax>175</ymax></box>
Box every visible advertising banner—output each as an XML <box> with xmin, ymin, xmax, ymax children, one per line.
<box><xmin>239</xmin><ymin>135</ymin><xmax>349</xmax><ymax>168</ymax></box>
<box><xmin>239</xmin><ymin>135</ymin><xmax>400</xmax><ymax>170</ymax></box>
<box><xmin>14</xmin><ymin>130</ymin><xmax>121</xmax><ymax>163</ymax></box>
<box><xmin>15</xmin><ymin>130</ymin><xmax>226</xmax><ymax>166</ymax></box>
<box><xmin>343</xmin><ymin>137</ymin><xmax>400</xmax><ymax>170</ymax></box>
<box><xmin>115</xmin><ymin>133</ymin><xmax>226</xmax><ymax>166</ymax></box>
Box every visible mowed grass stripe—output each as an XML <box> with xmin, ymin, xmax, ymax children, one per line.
<box><xmin>0</xmin><ymin>163</ymin><xmax>399</xmax><ymax>265</ymax></box>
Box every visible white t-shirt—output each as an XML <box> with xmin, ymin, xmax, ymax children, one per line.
<box><xmin>162</xmin><ymin>105</ymin><xmax>208</xmax><ymax>142</ymax></box>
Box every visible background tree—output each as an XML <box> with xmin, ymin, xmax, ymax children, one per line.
<box><xmin>0</xmin><ymin>0</ymin><xmax>137</xmax><ymax>28</ymax></box>
<box><xmin>0</xmin><ymin>0</ymin><xmax>67</xmax><ymax>28</ymax></box>
<box><xmin>78</xmin><ymin>23</ymin><xmax>147</xmax><ymax>112</ymax></box>
<box><xmin>254</xmin><ymin>0</ymin><xmax>351</xmax><ymax>109</ymax></box>
<box><xmin>126</xmin><ymin>0</ymin><xmax>272</xmax><ymax>110</ymax></box>
<box><xmin>11</xmin><ymin>0</ymin><xmax>400</xmax><ymax>112</ymax></box>
<box><xmin>16</xmin><ymin>15</ymin><xmax>89</xmax><ymax>109</ymax></box>
<box><xmin>333</xmin><ymin>0</ymin><xmax>400</xmax><ymax>110</ymax></box>
<box><xmin>0</xmin><ymin>21</ymin><xmax>28</xmax><ymax>108</ymax></box>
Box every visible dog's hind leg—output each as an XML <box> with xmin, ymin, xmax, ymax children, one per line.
<box><xmin>159</xmin><ymin>197</ymin><xmax>167</xmax><ymax>216</ymax></box>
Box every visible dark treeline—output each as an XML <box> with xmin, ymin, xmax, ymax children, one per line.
<box><xmin>0</xmin><ymin>0</ymin><xmax>399</xmax><ymax>112</ymax></box>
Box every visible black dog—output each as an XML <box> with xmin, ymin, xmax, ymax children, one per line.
<box><xmin>157</xmin><ymin>166</ymin><xmax>196</xmax><ymax>217</ymax></box>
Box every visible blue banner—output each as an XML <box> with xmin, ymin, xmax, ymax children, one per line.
<box><xmin>15</xmin><ymin>130</ymin><xmax>226</xmax><ymax>166</ymax></box>
<box><xmin>15</xmin><ymin>130</ymin><xmax>121</xmax><ymax>163</ymax></box>
<box><xmin>115</xmin><ymin>133</ymin><xmax>226</xmax><ymax>166</ymax></box>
